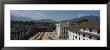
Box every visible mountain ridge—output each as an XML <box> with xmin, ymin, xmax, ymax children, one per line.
<box><xmin>11</xmin><ymin>15</ymin><xmax>33</xmax><ymax>21</ymax></box>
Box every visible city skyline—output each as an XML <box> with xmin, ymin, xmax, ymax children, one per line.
<box><xmin>11</xmin><ymin>10</ymin><xmax>100</xmax><ymax>21</ymax></box>
<box><xmin>11</xmin><ymin>10</ymin><xmax>100</xmax><ymax>40</ymax></box>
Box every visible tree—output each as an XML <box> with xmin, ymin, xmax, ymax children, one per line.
<box><xmin>79</xmin><ymin>19</ymin><xmax>88</xmax><ymax>23</ymax></box>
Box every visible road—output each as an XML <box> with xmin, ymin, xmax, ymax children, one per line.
<box><xmin>29</xmin><ymin>32</ymin><xmax>58</xmax><ymax>40</ymax></box>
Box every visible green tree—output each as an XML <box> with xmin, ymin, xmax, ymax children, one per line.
<box><xmin>80</xmin><ymin>19</ymin><xmax>88</xmax><ymax>23</ymax></box>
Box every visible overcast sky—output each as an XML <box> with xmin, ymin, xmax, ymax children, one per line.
<box><xmin>10</xmin><ymin>10</ymin><xmax>100</xmax><ymax>21</ymax></box>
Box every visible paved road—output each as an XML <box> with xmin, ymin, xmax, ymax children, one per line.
<box><xmin>29</xmin><ymin>32</ymin><xmax>58</xmax><ymax>40</ymax></box>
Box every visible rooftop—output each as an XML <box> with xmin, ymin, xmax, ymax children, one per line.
<box><xmin>68</xmin><ymin>21</ymin><xmax>100</xmax><ymax>32</ymax></box>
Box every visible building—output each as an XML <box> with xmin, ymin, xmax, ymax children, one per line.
<box><xmin>56</xmin><ymin>21</ymin><xmax>100</xmax><ymax>40</ymax></box>
<box><xmin>68</xmin><ymin>22</ymin><xmax>100</xmax><ymax>40</ymax></box>
<box><xmin>11</xmin><ymin>22</ymin><xmax>34</xmax><ymax>40</ymax></box>
<box><xmin>55</xmin><ymin>21</ymin><xmax>70</xmax><ymax>40</ymax></box>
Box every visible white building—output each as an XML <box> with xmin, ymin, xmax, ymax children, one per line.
<box><xmin>68</xmin><ymin>22</ymin><xmax>100</xmax><ymax>40</ymax></box>
<box><xmin>55</xmin><ymin>21</ymin><xmax>70</xmax><ymax>40</ymax></box>
<box><xmin>68</xmin><ymin>28</ymin><xmax>99</xmax><ymax>40</ymax></box>
<box><xmin>55</xmin><ymin>21</ymin><xmax>100</xmax><ymax>40</ymax></box>
<box><xmin>80</xmin><ymin>28</ymin><xmax>98</xmax><ymax>34</ymax></box>
<box><xmin>56</xmin><ymin>23</ymin><xmax>61</xmax><ymax>38</ymax></box>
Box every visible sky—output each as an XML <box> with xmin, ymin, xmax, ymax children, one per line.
<box><xmin>10</xmin><ymin>10</ymin><xmax>100</xmax><ymax>21</ymax></box>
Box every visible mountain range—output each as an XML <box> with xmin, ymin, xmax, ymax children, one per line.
<box><xmin>79</xmin><ymin>15</ymin><xmax>100</xmax><ymax>22</ymax></box>
<box><xmin>67</xmin><ymin>15</ymin><xmax>100</xmax><ymax>22</ymax></box>
<box><xmin>11</xmin><ymin>15</ymin><xmax>57</xmax><ymax>23</ymax></box>
<box><xmin>11</xmin><ymin>15</ymin><xmax>99</xmax><ymax>23</ymax></box>
<box><xmin>34</xmin><ymin>19</ymin><xmax>57</xmax><ymax>23</ymax></box>
<box><xmin>11</xmin><ymin>15</ymin><xmax>33</xmax><ymax>21</ymax></box>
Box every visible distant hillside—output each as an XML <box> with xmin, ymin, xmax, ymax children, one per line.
<box><xmin>11</xmin><ymin>15</ymin><xmax>33</xmax><ymax>21</ymax></box>
<box><xmin>11</xmin><ymin>15</ymin><xmax>99</xmax><ymax>23</ymax></box>
<box><xmin>34</xmin><ymin>19</ymin><xmax>57</xmax><ymax>23</ymax></box>
<box><xmin>66</xmin><ymin>15</ymin><xmax>100</xmax><ymax>23</ymax></box>
<box><xmin>69</xmin><ymin>18</ymin><xmax>80</xmax><ymax>22</ymax></box>
<box><xmin>79</xmin><ymin>15</ymin><xmax>100</xmax><ymax>22</ymax></box>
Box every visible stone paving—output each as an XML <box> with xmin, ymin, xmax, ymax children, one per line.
<box><xmin>29</xmin><ymin>32</ymin><xmax>59</xmax><ymax>40</ymax></box>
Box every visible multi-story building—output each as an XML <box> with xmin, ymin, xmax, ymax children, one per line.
<box><xmin>68</xmin><ymin>22</ymin><xmax>100</xmax><ymax>40</ymax></box>
<box><xmin>56</xmin><ymin>21</ymin><xmax>70</xmax><ymax>40</ymax></box>
<box><xmin>11</xmin><ymin>22</ymin><xmax>34</xmax><ymax>40</ymax></box>
<box><xmin>56</xmin><ymin>21</ymin><xmax>100</xmax><ymax>40</ymax></box>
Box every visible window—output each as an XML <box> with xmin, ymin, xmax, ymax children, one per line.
<box><xmin>76</xmin><ymin>32</ymin><xmax>78</xmax><ymax>35</ymax></box>
<box><xmin>92</xmin><ymin>28</ymin><xmax>97</xmax><ymax>33</ymax></box>
<box><xmin>73</xmin><ymin>31</ymin><xmax>74</xmax><ymax>33</ymax></box>
<box><xmin>83</xmin><ymin>34</ymin><xmax>85</xmax><ymax>37</ymax></box>
<box><xmin>89</xmin><ymin>35</ymin><xmax>92</xmax><ymax>39</ymax></box>
<box><xmin>79</xmin><ymin>37</ymin><xmax>80</xmax><ymax>40</ymax></box>
<box><xmin>97</xmin><ymin>30</ymin><xmax>100</xmax><ymax>34</ymax></box>
<box><xmin>89</xmin><ymin>28</ymin><xmax>92</xmax><ymax>32</ymax></box>
<box><xmin>83</xmin><ymin>27</ymin><xmax>85</xmax><ymax>31</ymax></box>
<box><xmin>79</xmin><ymin>33</ymin><xmax>80</xmax><ymax>35</ymax></box>
<box><xmin>76</xmin><ymin>32</ymin><xmax>77</xmax><ymax>34</ymax></box>
<box><xmin>75</xmin><ymin>36</ymin><xmax>77</xmax><ymax>39</ymax></box>
<box><xmin>97</xmin><ymin>37</ymin><xmax>100</xmax><ymax>40</ymax></box>
<box><xmin>64</xmin><ymin>35</ymin><xmax>66</xmax><ymax>38</ymax></box>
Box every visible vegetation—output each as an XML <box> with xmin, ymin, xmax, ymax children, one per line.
<box><xmin>79</xmin><ymin>19</ymin><xmax>88</xmax><ymax>23</ymax></box>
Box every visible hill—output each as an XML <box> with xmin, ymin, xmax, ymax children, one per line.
<box><xmin>11</xmin><ymin>15</ymin><xmax>33</xmax><ymax>21</ymax></box>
